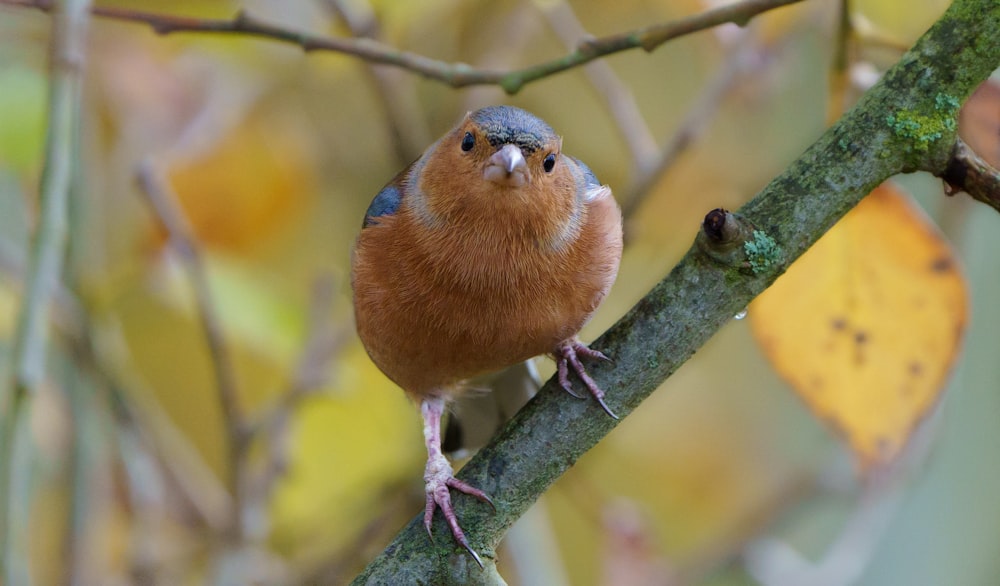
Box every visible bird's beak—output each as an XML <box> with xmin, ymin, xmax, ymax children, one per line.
<box><xmin>484</xmin><ymin>144</ymin><xmax>528</xmax><ymax>187</ymax></box>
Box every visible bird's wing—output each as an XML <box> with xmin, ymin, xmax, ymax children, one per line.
<box><xmin>362</xmin><ymin>163</ymin><xmax>415</xmax><ymax>229</ymax></box>
<box><xmin>362</xmin><ymin>184</ymin><xmax>402</xmax><ymax>228</ymax></box>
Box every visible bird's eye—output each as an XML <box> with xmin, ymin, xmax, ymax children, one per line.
<box><xmin>543</xmin><ymin>153</ymin><xmax>556</xmax><ymax>173</ymax></box>
<box><xmin>461</xmin><ymin>132</ymin><xmax>475</xmax><ymax>152</ymax></box>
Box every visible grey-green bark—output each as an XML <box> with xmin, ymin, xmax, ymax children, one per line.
<box><xmin>0</xmin><ymin>0</ymin><xmax>91</xmax><ymax>580</ymax></box>
<box><xmin>352</xmin><ymin>0</ymin><xmax>1000</xmax><ymax>583</ymax></box>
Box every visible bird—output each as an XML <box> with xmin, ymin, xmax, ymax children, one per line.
<box><xmin>351</xmin><ymin>105</ymin><xmax>623</xmax><ymax>566</ymax></box>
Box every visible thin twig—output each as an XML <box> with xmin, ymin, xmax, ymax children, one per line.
<box><xmin>64</xmin><ymin>372</ymin><xmax>95</xmax><ymax>586</ymax></box>
<box><xmin>322</xmin><ymin>0</ymin><xmax>430</xmax><ymax>164</ymax></box>
<box><xmin>941</xmin><ymin>137</ymin><xmax>1000</xmax><ymax>211</ymax></box>
<box><xmin>0</xmin><ymin>0</ymin><xmax>90</xmax><ymax>579</ymax></box>
<box><xmin>294</xmin><ymin>485</ymin><xmax>419</xmax><ymax>586</ymax></box>
<box><xmin>2</xmin><ymin>0</ymin><xmax>807</xmax><ymax>94</ymax></box>
<box><xmin>104</xmin><ymin>353</ymin><xmax>234</xmax><ymax>534</ymax></box>
<box><xmin>1</xmin><ymin>216</ymin><xmax>232</xmax><ymax>563</ymax></box>
<box><xmin>460</xmin><ymin>3</ymin><xmax>542</xmax><ymax>111</ymax></box>
<box><xmin>850</xmin><ymin>13</ymin><xmax>911</xmax><ymax>54</ymax></box>
<box><xmin>243</xmin><ymin>274</ymin><xmax>348</xmax><ymax>541</ymax></box>
<box><xmin>744</xmin><ymin>451</ymin><xmax>914</xmax><ymax>586</ymax></box>
<box><xmin>536</xmin><ymin>0</ymin><xmax>658</xmax><ymax>176</ymax></box>
<box><xmin>826</xmin><ymin>0</ymin><xmax>853</xmax><ymax>125</ymax></box>
<box><xmin>135</xmin><ymin>159</ymin><xmax>247</xmax><ymax>540</ymax></box>
<box><xmin>621</xmin><ymin>31</ymin><xmax>760</xmax><ymax>221</ymax></box>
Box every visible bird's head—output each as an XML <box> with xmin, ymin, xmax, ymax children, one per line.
<box><xmin>463</xmin><ymin>105</ymin><xmax>562</xmax><ymax>189</ymax></box>
<box><xmin>414</xmin><ymin>106</ymin><xmax>579</xmax><ymax>234</ymax></box>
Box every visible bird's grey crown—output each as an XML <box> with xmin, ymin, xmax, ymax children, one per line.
<box><xmin>470</xmin><ymin>105</ymin><xmax>558</xmax><ymax>154</ymax></box>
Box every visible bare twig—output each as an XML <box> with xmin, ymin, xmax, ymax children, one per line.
<box><xmin>941</xmin><ymin>137</ymin><xmax>1000</xmax><ymax>212</ymax></box>
<box><xmin>68</xmin><ymin>324</ymin><xmax>233</xmax><ymax>579</ymax></box>
<box><xmin>242</xmin><ymin>277</ymin><xmax>344</xmax><ymax>441</ymax></box>
<box><xmin>243</xmin><ymin>274</ymin><xmax>348</xmax><ymax>541</ymax></box>
<box><xmin>294</xmin><ymin>486</ymin><xmax>419</xmax><ymax>586</ymax></box>
<box><xmin>850</xmin><ymin>13</ymin><xmax>911</xmax><ymax>54</ymax></box>
<box><xmin>743</xmin><ymin>437</ymin><xmax>931</xmax><ymax>586</ymax></box>
<box><xmin>0</xmin><ymin>0</ymin><xmax>90</xmax><ymax>579</ymax></box>
<box><xmin>64</xmin><ymin>372</ymin><xmax>97</xmax><ymax>586</ymax></box>
<box><xmin>621</xmin><ymin>31</ymin><xmax>760</xmax><ymax>221</ymax></box>
<box><xmin>537</xmin><ymin>0</ymin><xmax>658</xmax><ymax>175</ymax></box>
<box><xmin>135</xmin><ymin>159</ymin><xmax>247</xmax><ymax>540</ymax></box>
<box><xmin>460</xmin><ymin>3</ymin><xmax>542</xmax><ymax>111</ymax></box>
<box><xmin>1</xmin><ymin>212</ymin><xmax>232</xmax><ymax>547</ymax></box>
<box><xmin>322</xmin><ymin>0</ymin><xmax>430</xmax><ymax>164</ymax></box>
<box><xmin>2</xmin><ymin>0</ymin><xmax>807</xmax><ymax>94</ymax></box>
<box><xmin>826</xmin><ymin>0</ymin><xmax>853</xmax><ymax>125</ymax></box>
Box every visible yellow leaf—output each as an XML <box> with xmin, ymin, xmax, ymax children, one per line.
<box><xmin>750</xmin><ymin>183</ymin><xmax>968</xmax><ymax>466</ymax></box>
<box><xmin>159</xmin><ymin>115</ymin><xmax>316</xmax><ymax>253</ymax></box>
<box><xmin>853</xmin><ymin>0</ymin><xmax>950</xmax><ymax>47</ymax></box>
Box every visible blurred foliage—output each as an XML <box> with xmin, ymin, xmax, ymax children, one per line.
<box><xmin>1</xmin><ymin>0</ymin><xmax>998</xmax><ymax>585</ymax></box>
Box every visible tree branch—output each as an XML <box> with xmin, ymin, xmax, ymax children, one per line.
<box><xmin>352</xmin><ymin>0</ymin><xmax>1000</xmax><ymax>582</ymax></box>
<box><xmin>1</xmin><ymin>0</ymin><xmax>806</xmax><ymax>94</ymax></box>
<box><xmin>0</xmin><ymin>0</ymin><xmax>90</xmax><ymax>580</ymax></box>
<box><xmin>135</xmin><ymin>160</ymin><xmax>248</xmax><ymax>541</ymax></box>
<box><xmin>537</xmin><ymin>0</ymin><xmax>658</xmax><ymax>174</ymax></box>
<box><xmin>621</xmin><ymin>30</ymin><xmax>760</xmax><ymax>222</ymax></box>
<box><xmin>321</xmin><ymin>0</ymin><xmax>431</xmax><ymax>164</ymax></box>
<box><xmin>941</xmin><ymin>137</ymin><xmax>1000</xmax><ymax>212</ymax></box>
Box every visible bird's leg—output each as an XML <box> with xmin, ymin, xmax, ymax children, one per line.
<box><xmin>554</xmin><ymin>339</ymin><xmax>618</xmax><ymax>419</ymax></box>
<box><xmin>421</xmin><ymin>396</ymin><xmax>495</xmax><ymax>568</ymax></box>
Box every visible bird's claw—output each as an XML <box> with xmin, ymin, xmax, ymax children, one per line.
<box><xmin>556</xmin><ymin>358</ymin><xmax>586</xmax><ymax>399</ymax></box>
<box><xmin>424</xmin><ymin>456</ymin><xmax>493</xmax><ymax>568</ymax></box>
<box><xmin>460</xmin><ymin>539</ymin><xmax>484</xmax><ymax>569</ymax></box>
<box><xmin>576</xmin><ymin>345</ymin><xmax>612</xmax><ymax>363</ymax></box>
<box><xmin>555</xmin><ymin>340</ymin><xmax>618</xmax><ymax>419</ymax></box>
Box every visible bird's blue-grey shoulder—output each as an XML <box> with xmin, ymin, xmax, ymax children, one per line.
<box><xmin>469</xmin><ymin>105</ymin><xmax>558</xmax><ymax>155</ymax></box>
<box><xmin>362</xmin><ymin>137</ymin><xmax>442</xmax><ymax>229</ymax></box>
<box><xmin>569</xmin><ymin>156</ymin><xmax>600</xmax><ymax>189</ymax></box>
<box><xmin>566</xmin><ymin>155</ymin><xmax>607</xmax><ymax>204</ymax></box>
<box><xmin>363</xmin><ymin>183</ymin><xmax>402</xmax><ymax>228</ymax></box>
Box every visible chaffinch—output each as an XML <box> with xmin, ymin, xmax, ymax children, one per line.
<box><xmin>351</xmin><ymin>105</ymin><xmax>623</xmax><ymax>565</ymax></box>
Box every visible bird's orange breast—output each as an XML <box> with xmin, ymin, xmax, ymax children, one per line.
<box><xmin>351</xmin><ymin>191</ymin><xmax>621</xmax><ymax>399</ymax></box>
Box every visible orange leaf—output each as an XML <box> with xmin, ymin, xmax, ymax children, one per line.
<box><xmin>157</xmin><ymin>116</ymin><xmax>315</xmax><ymax>253</ymax></box>
<box><xmin>959</xmin><ymin>79</ymin><xmax>1000</xmax><ymax>169</ymax></box>
<box><xmin>750</xmin><ymin>183</ymin><xmax>968</xmax><ymax>467</ymax></box>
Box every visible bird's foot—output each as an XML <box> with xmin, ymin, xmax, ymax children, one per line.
<box><xmin>555</xmin><ymin>339</ymin><xmax>618</xmax><ymax>419</ymax></box>
<box><xmin>424</xmin><ymin>452</ymin><xmax>495</xmax><ymax>568</ymax></box>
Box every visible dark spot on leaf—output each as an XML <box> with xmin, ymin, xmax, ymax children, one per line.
<box><xmin>908</xmin><ymin>361</ymin><xmax>923</xmax><ymax>377</ymax></box>
<box><xmin>854</xmin><ymin>331</ymin><xmax>869</xmax><ymax>345</ymax></box>
<box><xmin>930</xmin><ymin>257</ymin><xmax>953</xmax><ymax>273</ymax></box>
<box><xmin>831</xmin><ymin>317</ymin><xmax>847</xmax><ymax>331</ymax></box>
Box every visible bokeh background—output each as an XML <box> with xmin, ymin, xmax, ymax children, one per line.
<box><xmin>1</xmin><ymin>0</ymin><xmax>999</xmax><ymax>584</ymax></box>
